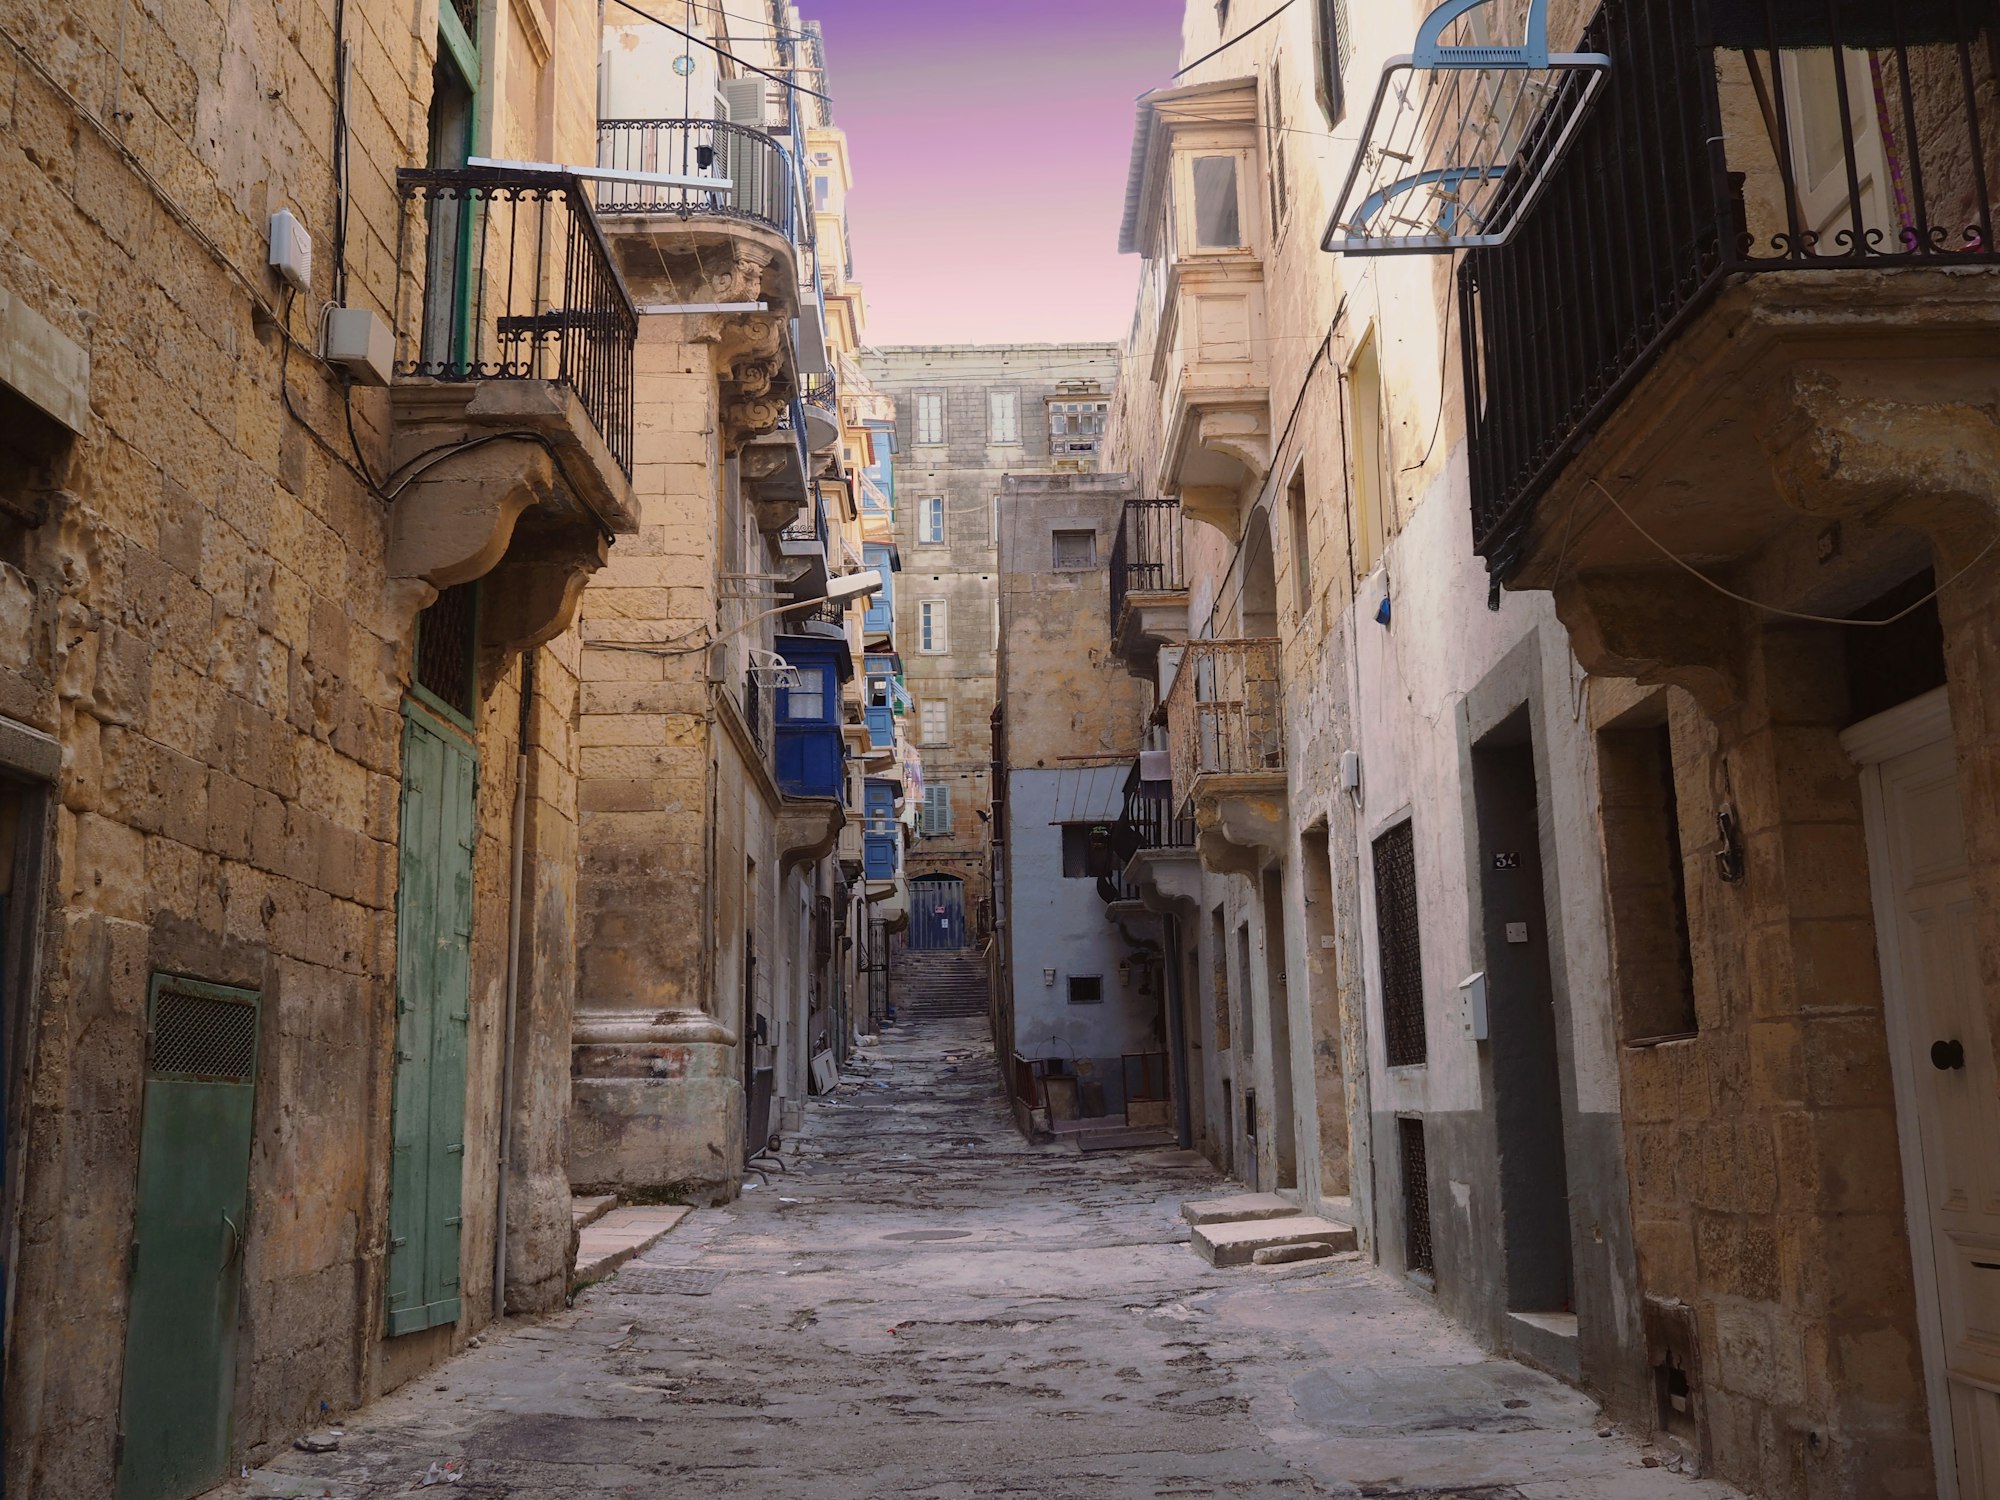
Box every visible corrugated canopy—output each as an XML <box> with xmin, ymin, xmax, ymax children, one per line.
<box><xmin>1049</xmin><ymin>763</ymin><xmax>1129</xmax><ymax>826</ymax></box>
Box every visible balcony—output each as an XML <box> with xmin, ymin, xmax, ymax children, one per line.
<box><xmin>1109</xmin><ymin>499</ymin><xmax>1189</xmax><ymax>672</ymax></box>
<box><xmin>801</xmin><ymin>373</ymin><xmax>840</xmax><ymax>453</ymax></box>
<box><xmin>1165</xmin><ymin>639</ymin><xmax>1286</xmax><ymax>875</ymax></box>
<box><xmin>595</xmin><ymin>120</ymin><xmax>805</xmax><ymax>462</ymax></box>
<box><xmin>744</xmin><ymin>398</ymin><xmax>811</xmax><ymax>533</ymax></box>
<box><xmin>1463</xmin><ymin>0</ymin><xmax>2000</xmax><ymax>607</ymax></box>
<box><xmin>388</xmin><ymin>166</ymin><xmax>639</xmax><ymax>656</ymax></box>
<box><xmin>1111</xmin><ymin>755</ymin><xmax>1203</xmax><ymax>918</ymax></box>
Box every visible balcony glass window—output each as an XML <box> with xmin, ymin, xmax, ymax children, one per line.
<box><xmin>1192</xmin><ymin>156</ymin><xmax>1242</xmax><ymax>248</ymax></box>
<box><xmin>813</xmin><ymin>174</ymin><xmax>831</xmax><ymax>211</ymax></box>
<box><xmin>919</xmin><ymin>600</ymin><xmax>948</xmax><ymax>654</ymax></box>
<box><xmin>915</xmin><ymin>393</ymin><xmax>944</xmax><ymax>445</ymax></box>
<box><xmin>780</xmin><ymin>664</ymin><xmax>828</xmax><ymax>722</ymax></box>
<box><xmin>918</xmin><ymin>497</ymin><xmax>945</xmax><ymax>545</ymax></box>
<box><xmin>989</xmin><ymin>391</ymin><xmax>1019</xmax><ymax>444</ymax></box>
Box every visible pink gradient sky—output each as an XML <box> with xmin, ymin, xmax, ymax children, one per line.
<box><xmin>806</xmin><ymin>1</ymin><xmax>1186</xmax><ymax>346</ymax></box>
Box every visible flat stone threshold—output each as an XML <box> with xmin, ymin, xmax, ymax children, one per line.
<box><xmin>574</xmin><ymin>1205</ymin><xmax>693</xmax><ymax>1282</ymax></box>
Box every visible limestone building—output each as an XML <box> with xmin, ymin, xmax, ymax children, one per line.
<box><xmin>1096</xmin><ymin>2</ymin><xmax>2000</xmax><ymax>1498</ymax></box>
<box><xmin>860</xmin><ymin>344</ymin><xmax>1119</xmax><ymax>950</ymax></box>
<box><xmin>0</xmin><ymin>0</ymin><xmax>903</xmax><ymax>1492</ymax></box>
<box><xmin>3</xmin><ymin>0</ymin><xmax>632</xmax><ymax>1486</ymax></box>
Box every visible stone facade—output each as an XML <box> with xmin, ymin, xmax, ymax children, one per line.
<box><xmin>861</xmin><ymin>345</ymin><xmax>1120</xmax><ymax>943</ymax></box>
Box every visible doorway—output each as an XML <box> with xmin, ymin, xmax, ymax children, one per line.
<box><xmin>1259</xmin><ymin>868</ymin><xmax>1298</xmax><ymax>1191</ymax></box>
<box><xmin>1472</xmin><ymin>708</ymin><xmax>1574</xmax><ymax>1317</ymax></box>
<box><xmin>116</xmin><ymin>976</ymin><xmax>261</xmax><ymax>1500</ymax></box>
<box><xmin>1847</xmin><ymin>688</ymin><xmax>2000</xmax><ymax>1498</ymax></box>
<box><xmin>908</xmin><ymin>876</ymin><xmax>966</xmax><ymax>951</ymax></box>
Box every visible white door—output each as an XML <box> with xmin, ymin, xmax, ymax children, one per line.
<box><xmin>1783</xmin><ymin>47</ymin><xmax>1893</xmax><ymax>252</ymax></box>
<box><xmin>1850</xmin><ymin>690</ymin><xmax>2000</xmax><ymax>1499</ymax></box>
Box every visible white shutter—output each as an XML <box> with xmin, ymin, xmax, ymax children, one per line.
<box><xmin>720</xmin><ymin>78</ymin><xmax>764</xmax><ymax>127</ymax></box>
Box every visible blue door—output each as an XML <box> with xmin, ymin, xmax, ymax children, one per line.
<box><xmin>909</xmin><ymin>877</ymin><xmax>966</xmax><ymax>951</ymax></box>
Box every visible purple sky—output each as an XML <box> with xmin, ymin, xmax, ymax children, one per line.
<box><xmin>807</xmin><ymin>1</ymin><xmax>1186</xmax><ymax>346</ymax></box>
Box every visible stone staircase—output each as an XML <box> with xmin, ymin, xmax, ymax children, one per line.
<box><xmin>890</xmin><ymin>949</ymin><xmax>990</xmax><ymax>1022</ymax></box>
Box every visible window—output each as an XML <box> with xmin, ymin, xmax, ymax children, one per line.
<box><xmin>988</xmin><ymin>390</ymin><xmax>1019</xmax><ymax>444</ymax></box>
<box><xmin>1349</xmin><ymin>331</ymin><xmax>1390</xmax><ymax>572</ymax></box>
<box><xmin>1286</xmin><ymin>467</ymin><xmax>1313</xmax><ymax>615</ymax></box>
<box><xmin>1315</xmin><ymin>0</ymin><xmax>1352</xmax><ymax>124</ymax></box>
<box><xmin>779</xmin><ymin>665</ymin><xmax>827</xmax><ymax>723</ymax></box>
<box><xmin>1265</xmin><ymin>68</ymin><xmax>1289</xmax><ymax>230</ymax></box>
<box><xmin>918</xmin><ymin>600</ymin><xmax>948</xmax><ymax>654</ymax></box>
<box><xmin>1067</xmin><ymin>975</ymin><xmax>1104</xmax><ymax>1005</ymax></box>
<box><xmin>813</xmin><ymin>174</ymin><xmax>831</xmax><ymax>211</ymax></box>
<box><xmin>918</xmin><ymin>496</ymin><xmax>945</xmax><ymax>545</ymax></box>
<box><xmin>1060</xmin><ymin>823</ymin><xmax>1115</xmax><ymax>878</ymax></box>
<box><xmin>921</xmin><ymin>783</ymin><xmax>953</xmax><ymax>836</ymax></box>
<box><xmin>914</xmin><ymin>392</ymin><xmax>944</xmax><ymax>445</ymax></box>
<box><xmin>920</xmin><ymin>700</ymin><xmax>949</xmax><ymax>745</ymax></box>
<box><xmin>1399</xmin><ymin>1116</ymin><xmax>1434</xmax><ymax>1274</ymax></box>
<box><xmin>1191</xmin><ymin>156</ymin><xmax>1242</xmax><ymax>248</ymax></box>
<box><xmin>1053</xmin><ymin>529</ymin><xmax>1097</xmax><ymax>570</ymax></box>
<box><xmin>1599</xmin><ymin>712</ymin><xmax>1698</xmax><ymax>1044</ymax></box>
<box><xmin>1374</xmin><ymin>819</ymin><xmax>1426</xmax><ymax>1067</ymax></box>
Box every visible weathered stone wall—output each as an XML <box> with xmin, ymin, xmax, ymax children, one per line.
<box><xmin>0</xmin><ymin>0</ymin><xmax>605</xmax><ymax>1480</ymax></box>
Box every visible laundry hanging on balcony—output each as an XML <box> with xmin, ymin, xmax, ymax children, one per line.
<box><xmin>1321</xmin><ymin>0</ymin><xmax>1610</xmax><ymax>255</ymax></box>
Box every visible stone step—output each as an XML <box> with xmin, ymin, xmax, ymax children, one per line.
<box><xmin>571</xmin><ymin>1192</ymin><xmax>619</xmax><ymax>1231</ymax></box>
<box><xmin>1190</xmin><ymin>1214</ymin><xmax>1358</xmax><ymax>1269</ymax></box>
<box><xmin>1067</xmin><ymin>1125</ymin><xmax>1177</xmax><ymax>1154</ymax></box>
<box><xmin>574</xmin><ymin>1205</ymin><xmax>692</xmax><ymax>1283</ymax></box>
<box><xmin>1181</xmin><ymin>1192</ymin><xmax>1300</xmax><ymax>1228</ymax></box>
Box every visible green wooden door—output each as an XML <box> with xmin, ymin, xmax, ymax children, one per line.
<box><xmin>387</xmin><ymin>704</ymin><xmax>476</xmax><ymax>1337</ymax></box>
<box><xmin>116</xmin><ymin>977</ymin><xmax>262</xmax><ymax>1500</ymax></box>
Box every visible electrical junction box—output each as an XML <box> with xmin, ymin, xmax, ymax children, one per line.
<box><xmin>1458</xmin><ymin>971</ymin><xmax>1489</xmax><ymax>1042</ymax></box>
<box><xmin>268</xmin><ymin>209</ymin><xmax>312</xmax><ymax>291</ymax></box>
<box><xmin>324</xmin><ymin>307</ymin><xmax>393</xmax><ymax>387</ymax></box>
<box><xmin>1339</xmin><ymin>749</ymin><xmax>1362</xmax><ymax>795</ymax></box>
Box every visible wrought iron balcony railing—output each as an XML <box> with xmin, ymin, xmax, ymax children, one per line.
<box><xmin>1165</xmin><ymin>639</ymin><xmax>1285</xmax><ymax>817</ymax></box>
<box><xmin>594</xmin><ymin>119</ymin><xmax>798</xmax><ymax>240</ymax></box>
<box><xmin>1109</xmin><ymin>499</ymin><xmax>1188</xmax><ymax>644</ymax></box>
<box><xmin>780</xmin><ymin>482</ymin><xmax>829</xmax><ymax>545</ymax></box>
<box><xmin>1118</xmin><ymin>757</ymin><xmax>1196</xmax><ymax>854</ymax></box>
<box><xmin>802</xmin><ymin>373</ymin><xmax>838</xmax><ymax>414</ymax></box>
<box><xmin>1462</xmin><ymin>0</ymin><xmax>2000</xmax><ymax>575</ymax></box>
<box><xmin>395</xmin><ymin>167</ymin><xmax>637</xmax><ymax>474</ymax></box>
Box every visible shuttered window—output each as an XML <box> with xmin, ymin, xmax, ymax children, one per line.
<box><xmin>1374</xmin><ymin>819</ymin><xmax>1427</xmax><ymax>1067</ymax></box>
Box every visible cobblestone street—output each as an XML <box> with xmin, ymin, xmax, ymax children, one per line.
<box><xmin>236</xmin><ymin>1018</ymin><xmax>1743</xmax><ymax>1500</ymax></box>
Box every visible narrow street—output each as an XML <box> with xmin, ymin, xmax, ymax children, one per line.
<box><xmin>239</xmin><ymin>1016</ymin><xmax>1740</xmax><ymax>1500</ymax></box>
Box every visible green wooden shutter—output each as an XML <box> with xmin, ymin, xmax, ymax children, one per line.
<box><xmin>386</xmin><ymin>705</ymin><xmax>476</xmax><ymax>1337</ymax></box>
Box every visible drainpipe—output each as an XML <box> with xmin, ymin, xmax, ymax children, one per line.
<box><xmin>1162</xmin><ymin>913</ymin><xmax>1193</xmax><ymax>1150</ymax></box>
<box><xmin>494</xmin><ymin>650</ymin><xmax>535</xmax><ymax>1323</ymax></box>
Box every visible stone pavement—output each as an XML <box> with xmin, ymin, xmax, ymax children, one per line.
<box><xmin>232</xmin><ymin>1016</ymin><xmax>1745</xmax><ymax>1499</ymax></box>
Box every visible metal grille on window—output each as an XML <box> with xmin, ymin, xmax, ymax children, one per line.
<box><xmin>151</xmin><ymin>986</ymin><xmax>259</xmax><ymax>1082</ymax></box>
<box><xmin>1374</xmin><ymin>818</ymin><xmax>1426</xmax><ymax>1067</ymax></box>
<box><xmin>449</xmin><ymin>0</ymin><xmax>478</xmax><ymax>37</ymax></box>
<box><xmin>1399</xmin><ymin>1116</ymin><xmax>1434</xmax><ymax>1274</ymax></box>
<box><xmin>416</xmin><ymin>583</ymin><xmax>478</xmax><ymax>718</ymax></box>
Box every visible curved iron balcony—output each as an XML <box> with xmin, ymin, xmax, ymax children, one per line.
<box><xmin>802</xmin><ymin>374</ymin><xmax>837</xmax><ymax>413</ymax></box>
<box><xmin>594</xmin><ymin>119</ymin><xmax>798</xmax><ymax>241</ymax></box>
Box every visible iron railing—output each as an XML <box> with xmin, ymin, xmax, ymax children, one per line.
<box><xmin>802</xmin><ymin>373</ymin><xmax>838</xmax><ymax>414</ymax></box>
<box><xmin>1119</xmin><ymin>756</ymin><xmax>1196</xmax><ymax>853</ymax></box>
<box><xmin>395</xmin><ymin>167</ymin><xmax>637</xmax><ymax>474</ymax></box>
<box><xmin>780</xmin><ymin>482</ymin><xmax>828</xmax><ymax>544</ymax></box>
<box><xmin>1109</xmin><ymin>499</ymin><xmax>1187</xmax><ymax>643</ymax></box>
<box><xmin>595</xmin><ymin>119</ymin><xmax>798</xmax><ymax>239</ymax></box>
<box><xmin>1464</xmin><ymin>0</ymin><xmax>2000</xmax><ymax>574</ymax></box>
<box><xmin>1164</xmin><ymin>639</ymin><xmax>1285</xmax><ymax>817</ymax></box>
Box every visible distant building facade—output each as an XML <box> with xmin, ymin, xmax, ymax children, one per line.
<box><xmin>861</xmin><ymin>345</ymin><xmax>1120</xmax><ymax>952</ymax></box>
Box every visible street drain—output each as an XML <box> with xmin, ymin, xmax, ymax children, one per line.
<box><xmin>883</xmin><ymin>1229</ymin><xmax>974</xmax><ymax>1243</ymax></box>
<box><xmin>613</xmin><ymin>1265</ymin><xmax>727</xmax><ymax>1296</ymax></box>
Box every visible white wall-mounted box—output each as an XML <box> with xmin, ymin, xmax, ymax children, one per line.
<box><xmin>324</xmin><ymin>307</ymin><xmax>393</xmax><ymax>387</ymax></box>
<box><xmin>268</xmin><ymin>210</ymin><xmax>312</xmax><ymax>292</ymax></box>
<box><xmin>1458</xmin><ymin>970</ymin><xmax>1489</xmax><ymax>1043</ymax></box>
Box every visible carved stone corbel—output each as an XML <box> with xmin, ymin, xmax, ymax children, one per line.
<box><xmin>1554</xmin><ymin>566</ymin><xmax>1745</xmax><ymax>718</ymax></box>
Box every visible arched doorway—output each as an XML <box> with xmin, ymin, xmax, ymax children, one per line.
<box><xmin>908</xmin><ymin>876</ymin><xmax>967</xmax><ymax>951</ymax></box>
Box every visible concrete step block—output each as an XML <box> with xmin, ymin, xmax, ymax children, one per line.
<box><xmin>1191</xmin><ymin>1215</ymin><xmax>1358</xmax><ymax>1268</ymax></box>
<box><xmin>575</xmin><ymin>1205</ymin><xmax>693</xmax><ymax>1283</ymax></box>
<box><xmin>1181</xmin><ymin>1192</ymin><xmax>1298</xmax><ymax>1227</ymax></box>
<box><xmin>571</xmin><ymin>1193</ymin><xmax>619</xmax><ymax>1230</ymax></box>
<box><xmin>1252</xmin><ymin>1240</ymin><xmax>1342</xmax><ymax>1266</ymax></box>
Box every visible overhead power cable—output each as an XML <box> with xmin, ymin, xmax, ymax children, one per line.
<box><xmin>1173</xmin><ymin>0</ymin><xmax>1297</xmax><ymax>79</ymax></box>
<box><xmin>606</xmin><ymin>0</ymin><xmax>830</xmax><ymax>103</ymax></box>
